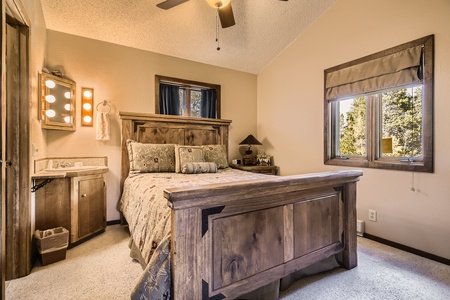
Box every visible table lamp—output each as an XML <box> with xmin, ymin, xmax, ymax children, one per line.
<box><xmin>239</xmin><ymin>134</ymin><xmax>262</xmax><ymax>165</ymax></box>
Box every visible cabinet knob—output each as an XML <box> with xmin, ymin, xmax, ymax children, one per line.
<box><xmin>81</xmin><ymin>194</ymin><xmax>87</xmax><ymax>198</ymax></box>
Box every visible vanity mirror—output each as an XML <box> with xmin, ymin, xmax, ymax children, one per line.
<box><xmin>39</xmin><ymin>72</ymin><xmax>76</xmax><ymax>131</ymax></box>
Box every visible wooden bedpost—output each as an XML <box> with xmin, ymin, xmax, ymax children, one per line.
<box><xmin>343</xmin><ymin>181</ymin><xmax>358</xmax><ymax>269</ymax></box>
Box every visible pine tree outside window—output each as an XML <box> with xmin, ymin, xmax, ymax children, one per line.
<box><xmin>324</xmin><ymin>35</ymin><xmax>434</xmax><ymax>172</ymax></box>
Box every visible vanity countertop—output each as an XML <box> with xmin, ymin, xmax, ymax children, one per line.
<box><xmin>32</xmin><ymin>166</ymin><xmax>108</xmax><ymax>179</ymax></box>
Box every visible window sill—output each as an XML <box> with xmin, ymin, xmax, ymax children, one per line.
<box><xmin>325</xmin><ymin>158</ymin><xmax>433</xmax><ymax>173</ymax></box>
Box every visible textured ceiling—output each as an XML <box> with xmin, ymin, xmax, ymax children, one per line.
<box><xmin>40</xmin><ymin>0</ymin><xmax>336</xmax><ymax>74</ymax></box>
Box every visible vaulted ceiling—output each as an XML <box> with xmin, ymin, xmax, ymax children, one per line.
<box><xmin>40</xmin><ymin>0</ymin><xmax>336</xmax><ymax>74</ymax></box>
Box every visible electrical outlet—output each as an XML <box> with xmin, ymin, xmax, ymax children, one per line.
<box><xmin>369</xmin><ymin>209</ymin><xmax>377</xmax><ymax>222</ymax></box>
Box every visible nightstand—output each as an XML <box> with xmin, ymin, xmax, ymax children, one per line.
<box><xmin>230</xmin><ymin>164</ymin><xmax>278</xmax><ymax>175</ymax></box>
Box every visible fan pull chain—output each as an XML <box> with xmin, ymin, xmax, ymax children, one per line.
<box><xmin>216</xmin><ymin>9</ymin><xmax>220</xmax><ymax>51</ymax></box>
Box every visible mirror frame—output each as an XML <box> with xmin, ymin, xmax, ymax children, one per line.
<box><xmin>39</xmin><ymin>72</ymin><xmax>76</xmax><ymax>131</ymax></box>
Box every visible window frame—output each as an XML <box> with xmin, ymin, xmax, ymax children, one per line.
<box><xmin>324</xmin><ymin>35</ymin><xmax>434</xmax><ymax>173</ymax></box>
<box><xmin>155</xmin><ymin>75</ymin><xmax>221</xmax><ymax>118</ymax></box>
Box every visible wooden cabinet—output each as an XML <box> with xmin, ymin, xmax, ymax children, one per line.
<box><xmin>230</xmin><ymin>164</ymin><xmax>279</xmax><ymax>175</ymax></box>
<box><xmin>35</xmin><ymin>173</ymin><xmax>106</xmax><ymax>245</ymax></box>
<box><xmin>71</xmin><ymin>174</ymin><xmax>106</xmax><ymax>243</ymax></box>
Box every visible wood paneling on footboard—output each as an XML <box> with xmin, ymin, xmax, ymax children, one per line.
<box><xmin>293</xmin><ymin>193</ymin><xmax>340</xmax><ymax>258</ymax></box>
<box><xmin>212</xmin><ymin>206</ymin><xmax>285</xmax><ymax>290</ymax></box>
<box><xmin>167</xmin><ymin>170</ymin><xmax>362</xmax><ymax>299</ymax></box>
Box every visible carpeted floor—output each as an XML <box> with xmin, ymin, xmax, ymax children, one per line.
<box><xmin>279</xmin><ymin>238</ymin><xmax>450</xmax><ymax>299</ymax></box>
<box><xmin>6</xmin><ymin>225</ymin><xmax>142</xmax><ymax>300</ymax></box>
<box><xmin>6</xmin><ymin>224</ymin><xmax>450</xmax><ymax>299</ymax></box>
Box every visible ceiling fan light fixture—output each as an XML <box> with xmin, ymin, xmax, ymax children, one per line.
<box><xmin>206</xmin><ymin>0</ymin><xmax>231</xmax><ymax>9</ymax></box>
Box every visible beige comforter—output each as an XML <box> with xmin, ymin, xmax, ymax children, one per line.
<box><xmin>120</xmin><ymin>168</ymin><xmax>271</xmax><ymax>299</ymax></box>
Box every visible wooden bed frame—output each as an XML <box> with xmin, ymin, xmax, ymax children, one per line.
<box><xmin>120</xmin><ymin>112</ymin><xmax>363</xmax><ymax>299</ymax></box>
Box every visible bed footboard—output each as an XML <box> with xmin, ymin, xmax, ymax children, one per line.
<box><xmin>165</xmin><ymin>170</ymin><xmax>362</xmax><ymax>299</ymax></box>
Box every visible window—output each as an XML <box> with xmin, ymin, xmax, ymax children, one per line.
<box><xmin>155</xmin><ymin>75</ymin><xmax>221</xmax><ymax>118</ymax></box>
<box><xmin>324</xmin><ymin>35</ymin><xmax>434</xmax><ymax>172</ymax></box>
<box><xmin>179</xmin><ymin>88</ymin><xmax>201</xmax><ymax>117</ymax></box>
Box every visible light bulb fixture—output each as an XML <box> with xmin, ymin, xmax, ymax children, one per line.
<box><xmin>207</xmin><ymin>0</ymin><xmax>232</xmax><ymax>51</ymax></box>
<box><xmin>64</xmin><ymin>116</ymin><xmax>71</xmax><ymax>123</ymax></box>
<box><xmin>207</xmin><ymin>0</ymin><xmax>231</xmax><ymax>8</ymax></box>
<box><xmin>64</xmin><ymin>91</ymin><xmax>71</xmax><ymax>99</ymax></box>
<box><xmin>45</xmin><ymin>109</ymin><xmax>56</xmax><ymax>118</ymax></box>
<box><xmin>45</xmin><ymin>95</ymin><xmax>56</xmax><ymax>103</ymax></box>
<box><xmin>45</xmin><ymin>80</ymin><xmax>56</xmax><ymax>88</ymax></box>
<box><xmin>64</xmin><ymin>104</ymin><xmax>71</xmax><ymax>111</ymax></box>
<box><xmin>81</xmin><ymin>87</ymin><xmax>94</xmax><ymax>126</ymax></box>
<box><xmin>83</xmin><ymin>102</ymin><xmax>92</xmax><ymax>110</ymax></box>
<box><xmin>83</xmin><ymin>90</ymin><xmax>92</xmax><ymax>98</ymax></box>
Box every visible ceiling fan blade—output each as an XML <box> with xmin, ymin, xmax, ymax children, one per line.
<box><xmin>218</xmin><ymin>3</ymin><xmax>235</xmax><ymax>28</ymax></box>
<box><xmin>156</xmin><ymin>0</ymin><xmax>189</xmax><ymax>10</ymax></box>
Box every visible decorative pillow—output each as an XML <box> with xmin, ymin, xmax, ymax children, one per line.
<box><xmin>181</xmin><ymin>162</ymin><xmax>218</xmax><ymax>174</ymax></box>
<box><xmin>202</xmin><ymin>144</ymin><xmax>229</xmax><ymax>169</ymax></box>
<box><xmin>126</xmin><ymin>139</ymin><xmax>175</xmax><ymax>173</ymax></box>
<box><xmin>175</xmin><ymin>145</ymin><xmax>204</xmax><ymax>173</ymax></box>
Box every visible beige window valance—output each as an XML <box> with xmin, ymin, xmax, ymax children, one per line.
<box><xmin>325</xmin><ymin>45</ymin><xmax>423</xmax><ymax>101</ymax></box>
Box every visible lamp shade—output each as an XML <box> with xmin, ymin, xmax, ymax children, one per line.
<box><xmin>239</xmin><ymin>134</ymin><xmax>262</xmax><ymax>146</ymax></box>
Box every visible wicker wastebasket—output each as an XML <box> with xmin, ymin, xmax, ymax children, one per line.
<box><xmin>34</xmin><ymin>227</ymin><xmax>69</xmax><ymax>266</ymax></box>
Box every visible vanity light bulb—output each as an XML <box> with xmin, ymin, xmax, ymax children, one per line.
<box><xmin>83</xmin><ymin>90</ymin><xmax>92</xmax><ymax>98</ymax></box>
<box><xmin>83</xmin><ymin>115</ymin><xmax>92</xmax><ymax>123</ymax></box>
<box><xmin>45</xmin><ymin>109</ymin><xmax>56</xmax><ymax>118</ymax></box>
<box><xmin>64</xmin><ymin>104</ymin><xmax>71</xmax><ymax>111</ymax></box>
<box><xmin>64</xmin><ymin>116</ymin><xmax>71</xmax><ymax>123</ymax></box>
<box><xmin>83</xmin><ymin>103</ymin><xmax>92</xmax><ymax>110</ymax></box>
<box><xmin>64</xmin><ymin>91</ymin><xmax>71</xmax><ymax>99</ymax></box>
<box><xmin>45</xmin><ymin>80</ymin><xmax>56</xmax><ymax>88</ymax></box>
<box><xmin>45</xmin><ymin>95</ymin><xmax>56</xmax><ymax>103</ymax></box>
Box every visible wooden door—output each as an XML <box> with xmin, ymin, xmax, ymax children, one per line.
<box><xmin>3</xmin><ymin>0</ymin><xmax>31</xmax><ymax>283</ymax></box>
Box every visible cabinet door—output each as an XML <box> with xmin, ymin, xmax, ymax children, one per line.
<box><xmin>78</xmin><ymin>177</ymin><xmax>105</xmax><ymax>239</ymax></box>
<box><xmin>35</xmin><ymin>178</ymin><xmax>71</xmax><ymax>232</ymax></box>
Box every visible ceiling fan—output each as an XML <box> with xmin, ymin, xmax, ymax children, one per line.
<box><xmin>156</xmin><ymin>0</ymin><xmax>289</xmax><ymax>29</ymax></box>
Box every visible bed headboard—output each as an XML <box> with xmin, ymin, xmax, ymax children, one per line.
<box><xmin>119</xmin><ymin>112</ymin><xmax>232</xmax><ymax>193</ymax></box>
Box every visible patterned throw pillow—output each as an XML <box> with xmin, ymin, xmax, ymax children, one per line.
<box><xmin>175</xmin><ymin>145</ymin><xmax>204</xmax><ymax>173</ymax></box>
<box><xmin>202</xmin><ymin>144</ymin><xmax>229</xmax><ymax>169</ymax></box>
<box><xmin>181</xmin><ymin>162</ymin><xmax>218</xmax><ymax>174</ymax></box>
<box><xmin>126</xmin><ymin>139</ymin><xmax>175</xmax><ymax>173</ymax></box>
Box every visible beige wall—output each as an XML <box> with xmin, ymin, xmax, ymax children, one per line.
<box><xmin>22</xmin><ymin>0</ymin><xmax>47</xmax><ymax>159</ymax></box>
<box><xmin>257</xmin><ymin>0</ymin><xmax>450</xmax><ymax>259</ymax></box>
<box><xmin>20</xmin><ymin>0</ymin><xmax>47</xmax><ymax>229</ymax></box>
<box><xmin>45</xmin><ymin>30</ymin><xmax>257</xmax><ymax>221</ymax></box>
